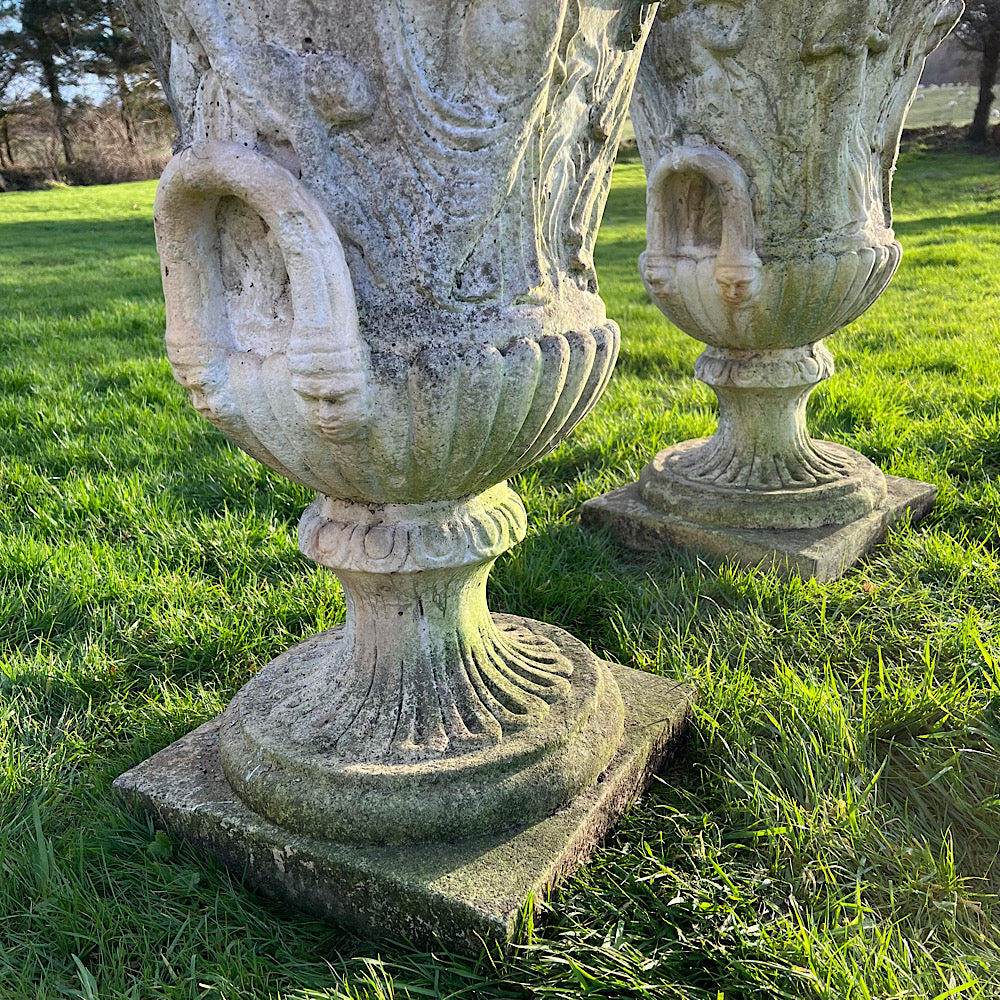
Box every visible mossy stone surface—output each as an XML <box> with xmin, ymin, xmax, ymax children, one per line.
<box><xmin>217</xmin><ymin>616</ymin><xmax>626</xmax><ymax>846</ymax></box>
<box><xmin>114</xmin><ymin>664</ymin><xmax>694</xmax><ymax>954</ymax></box>
<box><xmin>582</xmin><ymin>475</ymin><xmax>936</xmax><ymax>583</ymax></box>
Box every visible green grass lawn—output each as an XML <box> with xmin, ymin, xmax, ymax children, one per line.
<box><xmin>1</xmin><ymin>145</ymin><xmax>1000</xmax><ymax>999</ymax></box>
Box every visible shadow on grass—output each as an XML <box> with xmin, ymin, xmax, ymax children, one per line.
<box><xmin>0</xmin><ymin>421</ymin><xmax>245</xmax><ymax>489</ymax></box>
<box><xmin>0</xmin><ymin>218</ymin><xmax>160</xmax><ymax>321</ymax></box>
<box><xmin>0</xmin><ymin>578</ymin><xmax>90</xmax><ymax>653</ymax></box>
<box><xmin>0</xmin><ymin>217</ymin><xmax>155</xmax><ymax>258</ymax></box>
<box><xmin>944</xmin><ymin>433</ymin><xmax>1000</xmax><ymax>482</ymax></box>
<box><xmin>879</xmin><ymin>725</ymin><xmax>1000</xmax><ymax>892</ymax></box>
<box><xmin>524</xmin><ymin>442</ymin><xmax>614</xmax><ymax>487</ymax></box>
<box><xmin>491</xmin><ymin>513</ymin><xmax>727</xmax><ymax>664</ymax></box>
<box><xmin>893</xmin><ymin>208</ymin><xmax>1000</xmax><ymax>239</ymax></box>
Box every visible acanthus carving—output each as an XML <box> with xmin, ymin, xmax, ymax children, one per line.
<box><xmin>217</xmin><ymin>615</ymin><xmax>623</xmax><ymax>844</ymax></box>
<box><xmin>633</xmin><ymin>0</ymin><xmax>963</xmax><ymax>252</ymax></box>
<box><xmin>127</xmin><ymin>0</ymin><xmax>653</xmax><ymax>323</ymax></box>
<box><xmin>694</xmin><ymin>344</ymin><xmax>836</xmax><ymax>390</ymax></box>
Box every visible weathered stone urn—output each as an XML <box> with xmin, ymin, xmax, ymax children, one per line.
<box><xmin>583</xmin><ymin>0</ymin><xmax>960</xmax><ymax>580</ymax></box>
<box><xmin>113</xmin><ymin>0</ymin><xmax>693</xmax><ymax>950</ymax></box>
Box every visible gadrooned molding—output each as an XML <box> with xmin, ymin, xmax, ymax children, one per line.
<box><xmin>299</xmin><ymin>483</ymin><xmax>529</xmax><ymax>575</ymax></box>
<box><xmin>217</xmin><ymin>615</ymin><xmax>625</xmax><ymax>845</ymax></box>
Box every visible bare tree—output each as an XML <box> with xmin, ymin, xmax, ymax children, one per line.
<box><xmin>82</xmin><ymin>0</ymin><xmax>150</xmax><ymax>147</ymax></box>
<box><xmin>14</xmin><ymin>0</ymin><xmax>109</xmax><ymax>164</ymax></box>
<box><xmin>0</xmin><ymin>1</ymin><xmax>25</xmax><ymax>187</ymax></box>
<box><xmin>954</xmin><ymin>0</ymin><xmax>1000</xmax><ymax>142</ymax></box>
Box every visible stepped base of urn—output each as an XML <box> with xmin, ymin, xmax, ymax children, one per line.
<box><xmin>216</xmin><ymin>616</ymin><xmax>625</xmax><ymax>845</ymax></box>
<box><xmin>581</xmin><ymin>473</ymin><xmax>936</xmax><ymax>583</ymax></box>
<box><xmin>114</xmin><ymin>659</ymin><xmax>696</xmax><ymax>954</ymax></box>
<box><xmin>638</xmin><ymin>438</ymin><xmax>889</xmax><ymax>532</ymax></box>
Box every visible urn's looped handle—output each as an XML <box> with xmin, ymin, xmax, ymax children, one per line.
<box><xmin>154</xmin><ymin>141</ymin><xmax>370</xmax><ymax>443</ymax></box>
<box><xmin>641</xmin><ymin>145</ymin><xmax>762</xmax><ymax>311</ymax></box>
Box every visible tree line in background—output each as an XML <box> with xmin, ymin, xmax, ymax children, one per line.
<box><xmin>957</xmin><ymin>1</ymin><xmax>1000</xmax><ymax>143</ymax></box>
<box><xmin>0</xmin><ymin>0</ymin><xmax>171</xmax><ymax>190</ymax></box>
<box><xmin>0</xmin><ymin>1</ymin><xmax>999</xmax><ymax>193</ymax></box>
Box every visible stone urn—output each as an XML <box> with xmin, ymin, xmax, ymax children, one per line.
<box><xmin>582</xmin><ymin>0</ymin><xmax>960</xmax><ymax>580</ymax></box>
<box><xmin>113</xmin><ymin>0</ymin><xmax>693</xmax><ymax>950</ymax></box>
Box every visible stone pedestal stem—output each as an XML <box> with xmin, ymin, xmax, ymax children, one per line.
<box><xmin>637</xmin><ymin>344</ymin><xmax>890</xmax><ymax>531</ymax></box>
<box><xmin>685</xmin><ymin>344</ymin><xmax>841</xmax><ymax>490</ymax></box>
<box><xmin>217</xmin><ymin>484</ymin><xmax>626</xmax><ymax>845</ymax></box>
<box><xmin>296</xmin><ymin>486</ymin><xmax>569</xmax><ymax>758</ymax></box>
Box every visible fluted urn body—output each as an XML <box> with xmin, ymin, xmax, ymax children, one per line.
<box><xmin>122</xmin><ymin>0</ymin><xmax>655</xmax><ymax>845</ymax></box>
<box><xmin>628</xmin><ymin>1</ymin><xmax>961</xmax><ymax>531</ymax></box>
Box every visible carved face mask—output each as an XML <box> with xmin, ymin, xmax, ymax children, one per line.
<box><xmin>714</xmin><ymin>262</ymin><xmax>761</xmax><ymax>308</ymax></box>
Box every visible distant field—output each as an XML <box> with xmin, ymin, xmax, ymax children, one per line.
<box><xmin>907</xmin><ymin>83</ymin><xmax>987</xmax><ymax>130</ymax></box>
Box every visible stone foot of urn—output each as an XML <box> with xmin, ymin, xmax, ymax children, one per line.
<box><xmin>582</xmin><ymin>2</ymin><xmax>958</xmax><ymax>582</ymax></box>
<box><xmin>113</xmin><ymin>0</ymin><xmax>694</xmax><ymax>952</ymax></box>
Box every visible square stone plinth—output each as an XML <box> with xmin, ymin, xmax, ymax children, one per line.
<box><xmin>581</xmin><ymin>475</ymin><xmax>936</xmax><ymax>584</ymax></box>
<box><xmin>114</xmin><ymin>665</ymin><xmax>695</xmax><ymax>954</ymax></box>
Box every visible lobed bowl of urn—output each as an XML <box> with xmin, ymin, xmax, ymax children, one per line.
<box><xmin>640</xmin><ymin>247</ymin><xmax>900</xmax><ymax>358</ymax></box>
<box><xmin>636</xmin><ymin>145</ymin><xmax>902</xmax><ymax>355</ymax></box>
<box><xmin>156</xmin><ymin>146</ymin><xmax>621</xmax><ymax>511</ymax></box>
